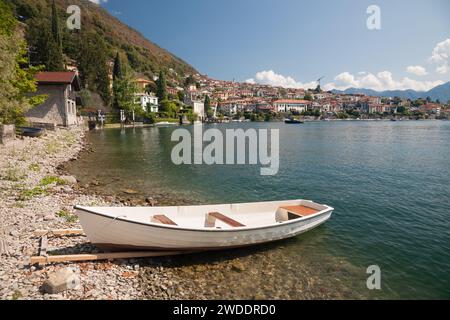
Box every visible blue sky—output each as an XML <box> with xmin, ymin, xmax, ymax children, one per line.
<box><xmin>94</xmin><ymin>0</ymin><xmax>450</xmax><ymax>91</ymax></box>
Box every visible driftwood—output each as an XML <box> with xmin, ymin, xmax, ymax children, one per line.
<box><xmin>0</xmin><ymin>228</ymin><xmax>10</xmax><ymax>256</ymax></box>
<box><xmin>30</xmin><ymin>250</ymin><xmax>191</xmax><ymax>266</ymax></box>
<box><xmin>33</xmin><ymin>229</ymin><xmax>85</xmax><ymax>238</ymax></box>
<box><xmin>29</xmin><ymin>228</ymin><xmax>194</xmax><ymax>266</ymax></box>
<box><xmin>0</xmin><ymin>237</ymin><xmax>9</xmax><ymax>256</ymax></box>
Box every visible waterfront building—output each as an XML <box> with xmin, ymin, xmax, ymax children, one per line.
<box><xmin>185</xmin><ymin>98</ymin><xmax>205</xmax><ymax>121</ymax></box>
<box><xmin>273</xmin><ymin>99</ymin><xmax>310</xmax><ymax>113</ymax></box>
<box><xmin>26</xmin><ymin>72</ymin><xmax>81</xmax><ymax>127</ymax></box>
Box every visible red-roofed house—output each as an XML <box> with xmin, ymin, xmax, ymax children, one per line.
<box><xmin>27</xmin><ymin>72</ymin><xmax>81</xmax><ymax>127</ymax></box>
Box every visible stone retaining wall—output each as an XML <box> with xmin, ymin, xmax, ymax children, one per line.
<box><xmin>0</xmin><ymin>124</ymin><xmax>15</xmax><ymax>145</ymax></box>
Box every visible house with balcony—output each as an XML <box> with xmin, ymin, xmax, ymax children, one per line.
<box><xmin>26</xmin><ymin>72</ymin><xmax>81</xmax><ymax>127</ymax></box>
<box><xmin>135</xmin><ymin>93</ymin><xmax>159</xmax><ymax>113</ymax></box>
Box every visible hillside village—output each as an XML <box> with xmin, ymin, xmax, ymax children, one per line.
<box><xmin>1</xmin><ymin>0</ymin><xmax>449</xmax><ymax>133</ymax></box>
<box><xmin>165</xmin><ymin>73</ymin><xmax>450</xmax><ymax>121</ymax></box>
<box><xmin>24</xmin><ymin>66</ymin><xmax>450</xmax><ymax>130</ymax></box>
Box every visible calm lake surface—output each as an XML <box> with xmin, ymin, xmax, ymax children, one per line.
<box><xmin>67</xmin><ymin>121</ymin><xmax>450</xmax><ymax>299</ymax></box>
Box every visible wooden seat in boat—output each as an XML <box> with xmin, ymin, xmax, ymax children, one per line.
<box><xmin>280</xmin><ymin>206</ymin><xmax>319</xmax><ymax>218</ymax></box>
<box><xmin>152</xmin><ymin>215</ymin><xmax>177</xmax><ymax>226</ymax></box>
<box><xmin>205</xmin><ymin>212</ymin><xmax>246</xmax><ymax>228</ymax></box>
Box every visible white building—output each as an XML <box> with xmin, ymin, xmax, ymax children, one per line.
<box><xmin>185</xmin><ymin>98</ymin><xmax>205</xmax><ymax>121</ymax></box>
<box><xmin>192</xmin><ymin>100</ymin><xmax>205</xmax><ymax>120</ymax></box>
<box><xmin>273</xmin><ymin>100</ymin><xmax>310</xmax><ymax>113</ymax></box>
<box><xmin>135</xmin><ymin>93</ymin><xmax>159</xmax><ymax>113</ymax></box>
<box><xmin>219</xmin><ymin>103</ymin><xmax>238</xmax><ymax>115</ymax></box>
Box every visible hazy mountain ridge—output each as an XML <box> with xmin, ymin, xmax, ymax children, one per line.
<box><xmin>332</xmin><ymin>81</ymin><xmax>450</xmax><ymax>102</ymax></box>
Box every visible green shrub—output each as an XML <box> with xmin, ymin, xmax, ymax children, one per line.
<box><xmin>56</xmin><ymin>210</ymin><xmax>78</xmax><ymax>223</ymax></box>
<box><xmin>2</xmin><ymin>165</ymin><xmax>26</xmax><ymax>181</ymax></box>
<box><xmin>28</xmin><ymin>163</ymin><xmax>41</xmax><ymax>172</ymax></box>
<box><xmin>39</xmin><ymin>176</ymin><xmax>66</xmax><ymax>187</ymax></box>
<box><xmin>18</xmin><ymin>186</ymin><xmax>47</xmax><ymax>200</ymax></box>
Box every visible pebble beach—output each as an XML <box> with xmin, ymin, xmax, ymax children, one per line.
<box><xmin>0</xmin><ymin>127</ymin><xmax>149</xmax><ymax>300</ymax></box>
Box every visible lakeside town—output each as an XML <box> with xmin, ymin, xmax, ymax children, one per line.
<box><xmin>132</xmin><ymin>72</ymin><xmax>450</xmax><ymax>123</ymax></box>
<box><xmin>1</xmin><ymin>0</ymin><xmax>450</xmax><ymax>302</ymax></box>
<box><xmin>6</xmin><ymin>65</ymin><xmax>450</xmax><ymax>138</ymax></box>
<box><xmin>1</xmin><ymin>0</ymin><xmax>449</xmax><ymax>141</ymax></box>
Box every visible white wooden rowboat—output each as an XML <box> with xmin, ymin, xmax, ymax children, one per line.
<box><xmin>74</xmin><ymin>199</ymin><xmax>334</xmax><ymax>252</ymax></box>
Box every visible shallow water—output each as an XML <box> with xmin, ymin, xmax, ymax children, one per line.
<box><xmin>66</xmin><ymin>121</ymin><xmax>450</xmax><ymax>299</ymax></box>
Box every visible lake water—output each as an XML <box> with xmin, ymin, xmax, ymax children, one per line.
<box><xmin>66</xmin><ymin>121</ymin><xmax>450</xmax><ymax>299</ymax></box>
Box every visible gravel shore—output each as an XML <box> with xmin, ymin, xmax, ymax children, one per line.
<box><xmin>0</xmin><ymin>127</ymin><xmax>148</xmax><ymax>300</ymax></box>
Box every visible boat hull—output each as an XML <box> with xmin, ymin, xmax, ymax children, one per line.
<box><xmin>284</xmin><ymin>120</ymin><xmax>303</xmax><ymax>124</ymax></box>
<box><xmin>17</xmin><ymin>127</ymin><xmax>45</xmax><ymax>138</ymax></box>
<box><xmin>75</xmin><ymin>201</ymin><xmax>333</xmax><ymax>252</ymax></box>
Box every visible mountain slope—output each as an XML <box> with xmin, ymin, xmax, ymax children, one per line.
<box><xmin>332</xmin><ymin>81</ymin><xmax>450</xmax><ymax>102</ymax></box>
<box><xmin>426</xmin><ymin>82</ymin><xmax>450</xmax><ymax>102</ymax></box>
<box><xmin>10</xmin><ymin>0</ymin><xmax>197</xmax><ymax>78</ymax></box>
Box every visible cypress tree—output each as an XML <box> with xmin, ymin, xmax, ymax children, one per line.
<box><xmin>51</xmin><ymin>0</ymin><xmax>62</xmax><ymax>49</ymax></box>
<box><xmin>47</xmin><ymin>0</ymin><xmax>64</xmax><ymax>71</ymax></box>
<box><xmin>113</xmin><ymin>52</ymin><xmax>123</xmax><ymax>80</ymax></box>
<box><xmin>204</xmin><ymin>95</ymin><xmax>211</xmax><ymax>117</ymax></box>
<box><xmin>156</xmin><ymin>70</ymin><xmax>167</xmax><ymax>101</ymax></box>
<box><xmin>78</xmin><ymin>31</ymin><xmax>111</xmax><ymax>106</ymax></box>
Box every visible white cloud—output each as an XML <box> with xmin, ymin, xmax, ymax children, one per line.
<box><xmin>429</xmin><ymin>38</ymin><xmax>450</xmax><ymax>75</ymax></box>
<box><xmin>247</xmin><ymin>39</ymin><xmax>449</xmax><ymax>92</ymax></box>
<box><xmin>323</xmin><ymin>71</ymin><xmax>444</xmax><ymax>92</ymax></box>
<box><xmin>406</xmin><ymin>65</ymin><xmax>427</xmax><ymax>76</ymax></box>
<box><xmin>88</xmin><ymin>0</ymin><xmax>108</xmax><ymax>4</ymax></box>
<box><xmin>247</xmin><ymin>69</ymin><xmax>444</xmax><ymax>92</ymax></box>
<box><xmin>245</xmin><ymin>70</ymin><xmax>317</xmax><ymax>89</ymax></box>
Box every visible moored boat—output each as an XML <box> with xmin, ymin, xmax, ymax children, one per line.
<box><xmin>17</xmin><ymin>127</ymin><xmax>45</xmax><ymax>138</ymax></box>
<box><xmin>284</xmin><ymin>119</ymin><xmax>304</xmax><ymax>124</ymax></box>
<box><xmin>75</xmin><ymin>200</ymin><xmax>334</xmax><ymax>252</ymax></box>
<box><xmin>154</xmin><ymin>121</ymin><xmax>177</xmax><ymax>127</ymax></box>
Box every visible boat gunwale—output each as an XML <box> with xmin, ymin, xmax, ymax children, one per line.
<box><xmin>74</xmin><ymin>200</ymin><xmax>334</xmax><ymax>233</ymax></box>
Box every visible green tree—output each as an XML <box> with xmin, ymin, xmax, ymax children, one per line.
<box><xmin>159</xmin><ymin>99</ymin><xmax>178</xmax><ymax>118</ymax></box>
<box><xmin>0</xmin><ymin>0</ymin><xmax>46</xmax><ymax>125</ymax></box>
<box><xmin>51</xmin><ymin>0</ymin><xmax>62</xmax><ymax>49</ymax></box>
<box><xmin>145</xmin><ymin>81</ymin><xmax>158</xmax><ymax>95</ymax></box>
<box><xmin>184</xmin><ymin>74</ymin><xmax>195</xmax><ymax>88</ymax></box>
<box><xmin>25</xmin><ymin>1</ymin><xmax>64</xmax><ymax>71</ymax></box>
<box><xmin>264</xmin><ymin>113</ymin><xmax>273</xmax><ymax>122</ymax></box>
<box><xmin>156</xmin><ymin>70</ymin><xmax>167</xmax><ymax>101</ymax></box>
<box><xmin>0</xmin><ymin>0</ymin><xmax>16</xmax><ymax>35</ymax></box>
<box><xmin>48</xmin><ymin>0</ymin><xmax>64</xmax><ymax>71</ymax></box>
<box><xmin>304</xmin><ymin>93</ymin><xmax>313</xmax><ymax>101</ymax></box>
<box><xmin>204</xmin><ymin>95</ymin><xmax>211</xmax><ymax>118</ymax></box>
<box><xmin>397</xmin><ymin>106</ymin><xmax>406</xmax><ymax>114</ymax></box>
<box><xmin>113</xmin><ymin>73</ymin><xmax>138</xmax><ymax>112</ymax></box>
<box><xmin>77</xmin><ymin>31</ymin><xmax>111</xmax><ymax>106</ymax></box>
<box><xmin>113</xmin><ymin>52</ymin><xmax>123</xmax><ymax>81</ymax></box>
<box><xmin>177</xmin><ymin>90</ymin><xmax>185</xmax><ymax>102</ymax></box>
